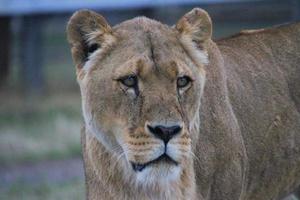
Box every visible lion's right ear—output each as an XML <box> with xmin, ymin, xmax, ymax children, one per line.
<box><xmin>67</xmin><ymin>10</ymin><xmax>115</xmax><ymax>69</ymax></box>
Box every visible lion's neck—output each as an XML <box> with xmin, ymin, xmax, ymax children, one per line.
<box><xmin>81</xmin><ymin>128</ymin><xmax>197</xmax><ymax>200</ymax></box>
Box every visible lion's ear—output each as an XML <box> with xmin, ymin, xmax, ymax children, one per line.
<box><xmin>176</xmin><ymin>8</ymin><xmax>212</xmax><ymax>43</ymax></box>
<box><xmin>175</xmin><ymin>8</ymin><xmax>212</xmax><ymax>65</ymax></box>
<box><xmin>67</xmin><ymin>9</ymin><xmax>115</xmax><ymax>69</ymax></box>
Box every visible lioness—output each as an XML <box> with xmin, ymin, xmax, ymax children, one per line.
<box><xmin>67</xmin><ymin>8</ymin><xmax>300</xmax><ymax>200</ymax></box>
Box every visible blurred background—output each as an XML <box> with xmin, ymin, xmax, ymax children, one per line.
<box><xmin>0</xmin><ymin>0</ymin><xmax>299</xmax><ymax>199</ymax></box>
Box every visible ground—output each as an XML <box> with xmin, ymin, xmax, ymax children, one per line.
<box><xmin>0</xmin><ymin>158</ymin><xmax>84</xmax><ymax>200</ymax></box>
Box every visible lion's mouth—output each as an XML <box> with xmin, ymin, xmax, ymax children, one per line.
<box><xmin>131</xmin><ymin>154</ymin><xmax>178</xmax><ymax>172</ymax></box>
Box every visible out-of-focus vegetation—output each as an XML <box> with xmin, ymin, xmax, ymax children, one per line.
<box><xmin>0</xmin><ymin>23</ymin><xmax>82</xmax><ymax>165</ymax></box>
<box><xmin>0</xmin><ymin>92</ymin><xmax>81</xmax><ymax>165</ymax></box>
<box><xmin>0</xmin><ymin>25</ymin><xmax>84</xmax><ymax>198</ymax></box>
<box><xmin>0</xmin><ymin>178</ymin><xmax>84</xmax><ymax>200</ymax></box>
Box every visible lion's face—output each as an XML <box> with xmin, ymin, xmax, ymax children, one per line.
<box><xmin>67</xmin><ymin>8</ymin><xmax>211</xmax><ymax>185</ymax></box>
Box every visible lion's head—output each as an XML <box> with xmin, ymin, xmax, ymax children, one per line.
<box><xmin>67</xmin><ymin>8</ymin><xmax>212</xmax><ymax>186</ymax></box>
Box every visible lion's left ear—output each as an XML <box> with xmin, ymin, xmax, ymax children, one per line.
<box><xmin>175</xmin><ymin>8</ymin><xmax>212</xmax><ymax>65</ymax></box>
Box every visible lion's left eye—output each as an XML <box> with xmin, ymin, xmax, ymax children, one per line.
<box><xmin>177</xmin><ymin>76</ymin><xmax>192</xmax><ymax>88</ymax></box>
<box><xmin>119</xmin><ymin>75</ymin><xmax>138</xmax><ymax>88</ymax></box>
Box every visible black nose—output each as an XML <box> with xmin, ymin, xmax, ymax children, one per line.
<box><xmin>147</xmin><ymin>125</ymin><xmax>182</xmax><ymax>143</ymax></box>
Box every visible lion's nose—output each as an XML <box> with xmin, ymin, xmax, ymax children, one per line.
<box><xmin>147</xmin><ymin>124</ymin><xmax>182</xmax><ymax>143</ymax></box>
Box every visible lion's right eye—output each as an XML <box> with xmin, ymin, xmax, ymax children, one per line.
<box><xmin>119</xmin><ymin>75</ymin><xmax>138</xmax><ymax>88</ymax></box>
<box><xmin>177</xmin><ymin>76</ymin><xmax>192</xmax><ymax>88</ymax></box>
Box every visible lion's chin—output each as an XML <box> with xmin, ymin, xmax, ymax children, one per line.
<box><xmin>135</xmin><ymin>163</ymin><xmax>181</xmax><ymax>186</ymax></box>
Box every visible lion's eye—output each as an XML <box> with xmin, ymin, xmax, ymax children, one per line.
<box><xmin>119</xmin><ymin>75</ymin><xmax>138</xmax><ymax>88</ymax></box>
<box><xmin>177</xmin><ymin>76</ymin><xmax>191</xmax><ymax>88</ymax></box>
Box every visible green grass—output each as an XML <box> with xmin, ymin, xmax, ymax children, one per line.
<box><xmin>0</xmin><ymin>91</ymin><xmax>82</xmax><ymax>165</ymax></box>
<box><xmin>0</xmin><ymin>179</ymin><xmax>85</xmax><ymax>200</ymax></box>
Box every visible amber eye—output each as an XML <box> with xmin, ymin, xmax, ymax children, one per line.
<box><xmin>177</xmin><ymin>76</ymin><xmax>192</xmax><ymax>88</ymax></box>
<box><xmin>119</xmin><ymin>75</ymin><xmax>138</xmax><ymax>88</ymax></box>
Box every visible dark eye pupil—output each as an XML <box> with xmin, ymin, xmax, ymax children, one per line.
<box><xmin>177</xmin><ymin>76</ymin><xmax>190</xmax><ymax>88</ymax></box>
<box><xmin>121</xmin><ymin>76</ymin><xmax>137</xmax><ymax>87</ymax></box>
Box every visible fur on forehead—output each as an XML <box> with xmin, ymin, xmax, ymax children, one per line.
<box><xmin>110</xmin><ymin>17</ymin><xmax>209</xmax><ymax>73</ymax></box>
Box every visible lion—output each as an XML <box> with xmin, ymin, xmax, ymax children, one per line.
<box><xmin>67</xmin><ymin>8</ymin><xmax>300</xmax><ymax>200</ymax></box>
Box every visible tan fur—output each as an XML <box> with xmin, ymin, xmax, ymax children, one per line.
<box><xmin>67</xmin><ymin>8</ymin><xmax>300</xmax><ymax>200</ymax></box>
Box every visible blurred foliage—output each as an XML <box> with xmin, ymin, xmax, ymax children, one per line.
<box><xmin>0</xmin><ymin>178</ymin><xmax>84</xmax><ymax>200</ymax></box>
<box><xmin>0</xmin><ymin>92</ymin><xmax>82</xmax><ymax>165</ymax></box>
